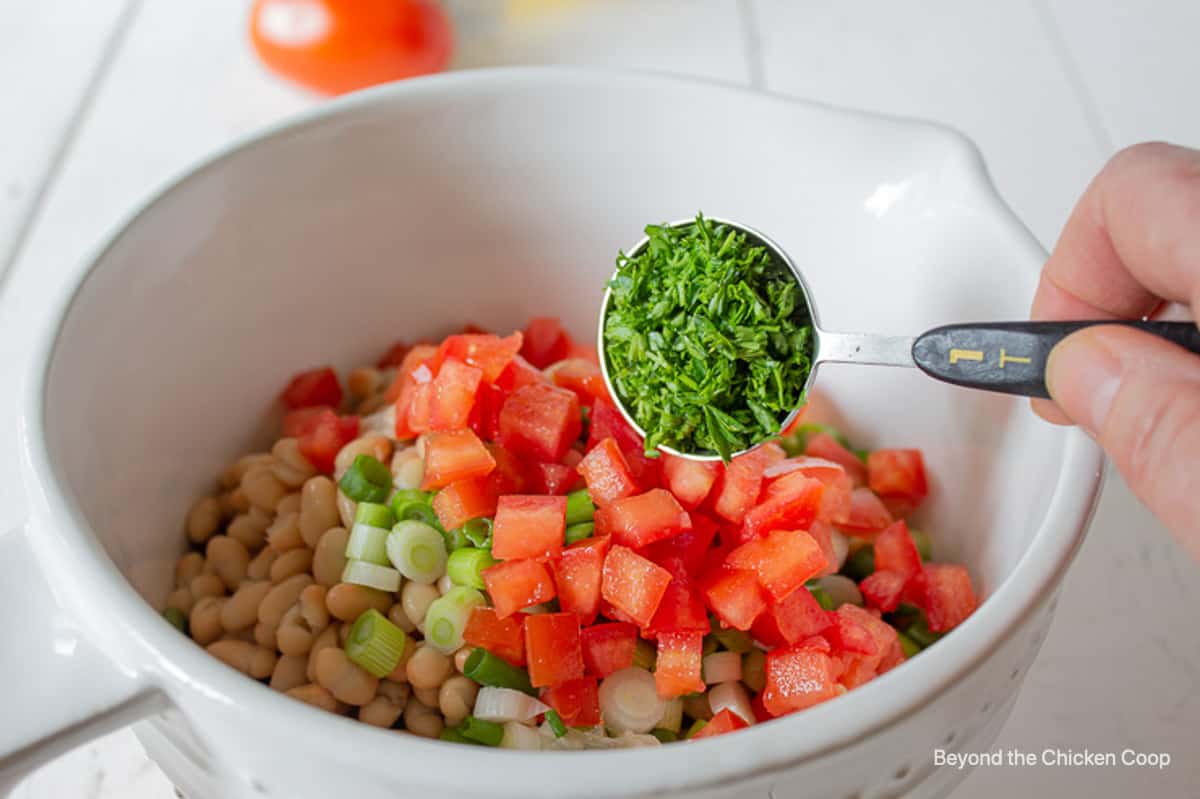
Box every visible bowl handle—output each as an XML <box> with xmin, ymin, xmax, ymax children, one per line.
<box><xmin>0</xmin><ymin>525</ymin><xmax>165</xmax><ymax>794</ymax></box>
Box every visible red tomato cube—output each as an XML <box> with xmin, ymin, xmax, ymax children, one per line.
<box><xmin>499</xmin><ymin>383</ymin><xmax>582</xmax><ymax>463</ymax></box>
<box><xmin>766</xmin><ymin>456</ymin><xmax>853</xmax><ymax>524</ymax></box>
<box><xmin>742</xmin><ymin>473</ymin><xmax>824</xmax><ymax>539</ymax></box>
<box><xmin>550</xmin><ymin>536</ymin><xmax>610</xmax><ymax>625</ymax></box>
<box><xmin>804</xmin><ymin>432</ymin><xmax>867</xmax><ymax>486</ymax></box>
<box><xmin>823</xmin><ymin>606</ymin><xmax>879</xmax><ymax>656</ymax></box>
<box><xmin>662</xmin><ymin>454</ymin><xmax>719</xmax><ymax>509</ymax></box>
<box><xmin>420</xmin><ymin>428</ymin><xmax>497</xmax><ymax>490</ymax></box>
<box><xmin>576</xmin><ymin>438</ymin><xmax>640</xmax><ymax>507</ymax></box>
<box><xmin>494</xmin><ymin>353</ymin><xmax>548</xmax><ymax>393</ymax></box>
<box><xmin>520</xmin><ymin>317</ymin><xmax>573</xmax><ymax>369</ymax></box>
<box><xmin>859</xmin><ymin>569</ymin><xmax>907</xmax><ymax>613</ymax></box>
<box><xmin>434</xmin><ymin>332</ymin><xmax>523</xmax><ymax>383</ymax></box>
<box><xmin>867</xmin><ymin>449</ymin><xmax>928</xmax><ymax>507</ymax></box>
<box><xmin>762</xmin><ymin>644</ymin><xmax>839</xmax><ymax>715</ymax></box>
<box><xmin>549</xmin><ymin>358</ymin><xmax>610</xmax><ymax>402</ymax></box>
<box><xmin>530</xmin><ymin>462</ymin><xmax>581</xmax><ymax>495</ymax></box>
<box><xmin>644</xmin><ymin>513</ymin><xmax>720</xmax><ymax>576</ymax></box>
<box><xmin>600</xmin><ymin>545</ymin><xmax>673</xmax><ymax>628</ymax></box>
<box><xmin>840</xmin><ymin>488</ymin><xmax>894</xmax><ymax>536</ymax></box>
<box><xmin>482</xmin><ymin>559</ymin><xmax>556</xmax><ymax>618</ymax></box>
<box><xmin>586</xmin><ymin>399</ymin><xmax>659</xmax><ymax>488</ymax></box>
<box><xmin>286</xmin><ymin>407</ymin><xmax>359</xmax><ymax>474</ymax></box>
<box><xmin>485</xmin><ymin>443</ymin><xmax>532</xmax><ymax>495</ymax></box>
<box><xmin>750</xmin><ymin>584</ymin><xmax>831</xmax><ymax>647</ymax></box>
<box><xmin>711</xmin><ymin>448</ymin><xmax>769</xmax><ymax>524</ymax></box>
<box><xmin>468</xmin><ymin>382</ymin><xmax>507</xmax><ymax>441</ymax></box>
<box><xmin>646</xmin><ymin>557</ymin><xmax>709</xmax><ymax>636</ymax></box>
<box><xmin>700</xmin><ymin>567</ymin><xmax>766</xmax><ymax>631</ymax></box>
<box><xmin>539</xmin><ymin>677</ymin><xmax>600</xmax><ymax>726</ymax></box>
<box><xmin>594</xmin><ymin>489</ymin><xmax>691</xmax><ymax>550</ymax></box>
<box><xmin>491</xmin><ymin>495</ymin><xmax>566</xmax><ymax>561</ymax></box>
<box><xmin>281</xmin><ymin>367</ymin><xmax>343</xmax><ymax>410</ymax></box>
<box><xmin>726</xmin><ymin>529</ymin><xmax>827</xmax><ymax>601</ymax></box>
<box><xmin>431</xmin><ymin>476</ymin><xmax>499</xmax><ymax>531</ymax></box>
<box><xmin>873</xmin><ymin>520</ymin><xmax>922</xmax><ymax>581</ymax></box>
<box><xmin>580</xmin><ymin>622</ymin><xmax>638</xmax><ymax>677</ymax></box>
<box><xmin>463</xmin><ymin>607</ymin><xmax>526</xmax><ymax>666</ymax></box>
<box><xmin>691</xmin><ymin>708</ymin><xmax>749</xmax><ymax>739</ymax></box>
<box><xmin>654</xmin><ymin>631</ymin><xmax>705</xmax><ymax>699</ymax></box>
<box><xmin>428</xmin><ymin>357</ymin><xmax>483</xmax><ymax>432</ymax></box>
<box><xmin>385</xmin><ymin>343</ymin><xmax>437</xmax><ymax>403</ymax></box>
<box><xmin>376</xmin><ymin>340</ymin><xmax>411</xmax><ymax>369</ymax></box>
<box><xmin>836</xmin><ymin>604</ymin><xmax>898</xmax><ymax>688</ymax></box>
<box><xmin>524</xmin><ymin>612</ymin><xmax>585</xmax><ymax>688</ymax></box>
<box><xmin>807</xmin><ymin>520</ymin><xmax>839</xmax><ymax>578</ymax></box>
<box><xmin>914</xmin><ymin>563</ymin><xmax>978</xmax><ymax>632</ymax></box>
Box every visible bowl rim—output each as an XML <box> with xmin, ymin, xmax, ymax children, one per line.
<box><xmin>19</xmin><ymin>65</ymin><xmax>1104</xmax><ymax>795</ymax></box>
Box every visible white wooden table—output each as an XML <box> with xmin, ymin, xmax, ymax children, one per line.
<box><xmin>3</xmin><ymin>2</ymin><xmax>1198</xmax><ymax>796</ymax></box>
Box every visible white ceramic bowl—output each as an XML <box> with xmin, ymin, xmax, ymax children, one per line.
<box><xmin>3</xmin><ymin>68</ymin><xmax>1102</xmax><ymax>799</ymax></box>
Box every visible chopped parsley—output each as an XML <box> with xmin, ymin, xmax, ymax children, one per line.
<box><xmin>602</xmin><ymin>214</ymin><xmax>814</xmax><ymax>461</ymax></box>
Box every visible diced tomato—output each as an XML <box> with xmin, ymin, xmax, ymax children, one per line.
<box><xmin>765</xmin><ymin>456</ymin><xmax>852</xmax><ymax>524</ymax></box>
<box><xmin>431</xmin><ymin>476</ymin><xmax>498</xmax><ymax>531</ymax></box>
<box><xmin>394</xmin><ymin>360</ymin><xmax>435</xmax><ymax>438</ymax></box>
<box><xmin>646</xmin><ymin>557</ymin><xmax>709</xmax><ymax>636</ymax></box>
<box><xmin>836</xmin><ymin>604</ymin><xmax>898</xmax><ymax>688</ymax></box>
<box><xmin>878</xmin><ymin>636</ymin><xmax>906</xmax><ymax>674</ymax></box>
<box><xmin>725</xmin><ymin>528</ymin><xmax>826</xmax><ymax>601</ymax></box>
<box><xmin>499</xmin><ymin>383</ymin><xmax>582</xmax><ymax>463</ymax></box>
<box><xmin>433</xmin><ymin>332</ymin><xmax>523</xmax><ymax>383</ymax></box>
<box><xmin>742</xmin><ymin>473</ymin><xmax>824</xmax><ymax>539</ymax></box>
<box><xmin>482</xmin><ymin>559</ymin><xmax>556</xmax><ymax>618</ymax></box>
<box><xmin>281</xmin><ymin>367</ymin><xmax>343</xmax><ymax>410</ymax></box>
<box><xmin>700</xmin><ymin>567</ymin><xmax>766</xmax><ymax>631</ymax></box>
<box><xmin>867</xmin><ymin>449</ymin><xmax>928</xmax><ymax>508</ymax></box>
<box><xmin>859</xmin><ymin>570</ymin><xmax>907</xmax><ymax>612</ymax></box>
<box><xmin>550</xmin><ymin>536</ymin><xmax>610</xmax><ymax>626</ymax></box>
<box><xmin>807</xmin><ymin>520</ymin><xmax>839</xmax><ymax>577</ymax></box>
<box><xmin>549</xmin><ymin>358</ymin><xmax>610</xmax><ymax>402</ymax></box>
<box><xmin>691</xmin><ymin>708</ymin><xmax>749</xmax><ymax>739</ymax></box>
<box><xmin>468</xmin><ymin>382</ymin><xmax>507</xmax><ymax>441</ymax></box>
<box><xmin>491</xmin><ymin>495</ymin><xmax>566</xmax><ymax>561</ymax></box>
<box><xmin>873</xmin><ymin>520</ymin><xmax>921</xmax><ymax>582</ymax></box>
<box><xmin>576</xmin><ymin>438</ymin><xmax>639</xmax><ymax>507</ymax></box>
<box><xmin>840</xmin><ymin>488</ymin><xmax>894</xmax><ymax>536</ymax></box>
<box><xmin>662</xmin><ymin>454</ymin><xmax>720</xmax><ymax>509</ymax></box>
<box><xmin>750</xmin><ymin>692</ymin><xmax>774</xmax><ymax>722</ymax></box>
<box><xmin>376</xmin><ymin>340</ymin><xmax>411</xmax><ymax>369</ymax></box>
<box><xmin>823</xmin><ymin>607</ymin><xmax>878</xmax><ymax>656</ymax></box>
<box><xmin>520</xmin><ymin>317</ymin><xmax>573</xmax><ymax>369</ymax></box>
<box><xmin>494</xmin><ymin>354</ymin><xmax>547</xmax><ymax>392</ymax></box>
<box><xmin>485</xmin><ymin>443</ymin><xmax>532</xmax><ymax>495</ymax></box>
<box><xmin>600</xmin><ymin>545</ymin><xmax>673</xmax><ymax>628</ymax></box>
<box><xmin>427</xmin><ymin>357</ymin><xmax>483</xmax><ymax>432</ymax></box>
<box><xmin>540</xmin><ymin>677</ymin><xmax>600</xmax><ymax>727</ymax></box>
<box><xmin>286</xmin><ymin>407</ymin><xmax>359</xmax><ymax>474</ymax></box>
<box><xmin>710</xmin><ymin>448</ymin><xmax>769</xmax><ymax>524</ymax></box>
<box><xmin>580</xmin><ymin>622</ymin><xmax>638</xmax><ymax>677</ymax></box>
<box><xmin>762</xmin><ymin>644</ymin><xmax>839</xmax><ymax>715</ymax></box>
<box><xmin>463</xmin><ymin>607</ymin><xmax>526</xmax><ymax>666</ymax></box>
<box><xmin>524</xmin><ymin>612</ymin><xmax>584</xmax><ymax>688</ymax></box>
<box><xmin>654</xmin><ymin>631</ymin><xmax>705</xmax><ymax>699</ymax></box>
<box><xmin>420</xmin><ymin>428</ymin><xmax>496</xmax><ymax>490</ymax></box>
<box><xmin>751</xmin><ymin>584</ymin><xmax>831</xmax><ymax>647</ymax></box>
<box><xmin>385</xmin><ymin>343</ymin><xmax>438</xmax><ymax>404</ymax></box>
<box><xmin>594</xmin><ymin>489</ymin><xmax>691</xmax><ymax>550</ymax></box>
<box><xmin>798</xmin><ymin>634</ymin><xmax>833</xmax><ymax>654</ymax></box>
<box><xmin>530</xmin><ymin>462</ymin><xmax>581</xmax><ymax>495</ymax></box>
<box><xmin>644</xmin><ymin>514</ymin><xmax>719</xmax><ymax>575</ymax></box>
<box><xmin>586</xmin><ymin>400</ymin><xmax>659</xmax><ymax>488</ymax></box>
<box><xmin>805</xmin><ymin>432</ymin><xmax>867</xmax><ymax>487</ymax></box>
<box><xmin>912</xmin><ymin>563</ymin><xmax>978</xmax><ymax>632</ymax></box>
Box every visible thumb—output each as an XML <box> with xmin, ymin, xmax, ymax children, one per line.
<box><xmin>1046</xmin><ymin>324</ymin><xmax>1200</xmax><ymax>560</ymax></box>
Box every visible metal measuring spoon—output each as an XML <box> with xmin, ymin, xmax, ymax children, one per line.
<box><xmin>597</xmin><ymin>217</ymin><xmax>1200</xmax><ymax>461</ymax></box>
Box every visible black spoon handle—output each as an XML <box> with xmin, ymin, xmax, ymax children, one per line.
<box><xmin>911</xmin><ymin>320</ymin><xmax>1200</xmax><ymax>398</ymax></box>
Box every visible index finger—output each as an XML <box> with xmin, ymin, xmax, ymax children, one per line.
<box><xmin>1031</xmin><ymin>142</ymin><xmax>1200</xmax><ymax>322</ymax></box>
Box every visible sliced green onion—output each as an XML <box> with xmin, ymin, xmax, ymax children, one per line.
<box><xmin>458</xmin><ymin>716</ymin><xmax>504</xmax><ymax>747</ymax></box>
<box><xmin>499</xmin><ymin>721</ymin><xmax>543</xmax><ymax>750</ymax></box>
<box><xmin>708</xmin><ymin>681</ymin><xmax>755</xmax><ymax>726</ymax></box>
<box><xmin>387</xmin><ymin>520</ymin><xmax>448</xmax><ymax>584</ymax></box>
<box><xmin>808</xmin><ymin>585</ymin><xmax>835</xmax><ymax>611</ymax></box>
<box><xmin>657</xmin><ymin>698</ymin><xmax>683</xmax><ymax>733</ymax></box>
<box><xmin>441</xmin><ymin>525</ymin><xmax>470</xmax><ymax>552</ymax></box>
<box><xmin>544</xmin><ymin>708</ymin><xmax>568</xmax><ymax>738</ymax></box>
<box><xmin>897</xmin><ymin>631</ymin><xmax>921</xmax><ymax>658</ymax></box>
<box><xmin>346</xmin><ymin>522</ymin><xmax>391</xmax><ymax>565</ymax></box>
<box><xmin>344</xmin><ymin>608</ymin><xmax>408</xmax><ymax>678</ymax></box>
<box><xmin>741</xmin><ymin>649</ymin><xmax>766</xmax><ymax>693</ymax></box>
<box><xmin>598</xmin><ymin>667</ymin><xmax>665</xmax><ymax>734</ymax></box>
<box><xmin>814</xmin><ymin>574</ymin><xmax>863</xmax><ymax>608</ymax></box>
<box><xmin>390</xmin><ymin>489</ymin><xmax>441</xmax><ymax>528</ymax></box>
<box><xmin>565</xmin><ymin>489</ymin><xmax>595</xmax><ymax>526</ymax></box>
<box><xmin>684</xmin><ymin>719</ymin><xmax>707</xmax><ymax>739</ymax></box>
<box><xmin>341</xmin><ymin>559</ymin><xmax>401</xmax><ymax>592</ymax></box>
<box><xmin>651</xmin><ymin>728</ymin><xmax>678</xmax><ymax>743</ymax></box>
<box><xmin>458</xmin><ymin>517</ymin><xmax>493</xmax><ymax>548</ymax></box>
<box><xmin>841</xmin><ymin>545</ymin><xmax>875</xmax><ymax>581</ymax></box>
<box><xmin>439</xmin><ymin>726</ymin><xmax>478</xmax><ymax>745</ymax></box>
<box><xmin>423</xmin><ymin>587</ymin><xmax>486</xmax><ymax>654</ymax></box>
<box><xmin>473</xmin><ymin>686</ymin><xmax>549</xmax><ymax>722</ymax></box>
<box><xmin>909</xmin><ymin>528</ymin><xmax>933</xmax><ymax>561</ymax></box>
<box><xmin>905</xmin><ymin>616</ymin><xmax>943</xmax><ymax>648</ymax></box>
<box><xmin>633</xmin><ymin>639</ymin><xmax>657</xmax><ymax>671</ymax></box>
<box><xmin>446</xmin><ymin>548</ymin><xmax>496</xmax><ymax>590</ymax></box>
<box><xmin>701</xmin><ymin>651</ymin><xmax>742</xmax><ymax>684</ymax></box>
<box><xmin>163</xmin><ymin>607</ymin><xmax>187</xmax><ymax>633</ymax></box>
<box><xmin>564</xmin><ymin>522</ymin><xmax>595</xmax><ymax>545</ymax></box>
<box><xmin>712</xmin><ymin>628</ymin><xmax>754</xmax><ymax>654</ymax></box>
<box><xmin>354</xmin><ymin>501</ymin><xmax>395</xmax><ymax>529</ymax></box>
<box><xmin>463</xmin><ymin>648</ymin><xmax>536</xmax><ymax>695</ymax></box>
<box><xmin>339</xmin><ymin>454</ymin><xmax>392</xmax><ymax>503</ymax></box>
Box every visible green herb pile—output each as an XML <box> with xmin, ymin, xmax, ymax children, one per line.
<box><xmin>602</xmin><ymin>214</ymin><xmax>814</xmax><ymax>461</ymax></box>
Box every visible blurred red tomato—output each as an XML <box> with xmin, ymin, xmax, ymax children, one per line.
<box><xmin>249</xmin><ymin>0</ymin><xmax>452</xmax><ymax>95</ymax></box>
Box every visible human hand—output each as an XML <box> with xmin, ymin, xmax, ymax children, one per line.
<box><xmin>1032</xmin><ymin>142</ymin><xmax>1200</xmax><ymax>559</ymax></box>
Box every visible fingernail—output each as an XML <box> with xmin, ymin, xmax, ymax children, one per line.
<box><xmin>1045</xmin><ymin>331</ymin><xmax>1121</xmax><ymax>435</ymax></box>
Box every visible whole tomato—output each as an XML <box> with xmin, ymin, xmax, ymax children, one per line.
<box><xmin>249</xmin><ymin>0</ymin><xmax>452</xmax><ymax>95</ymax></box>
